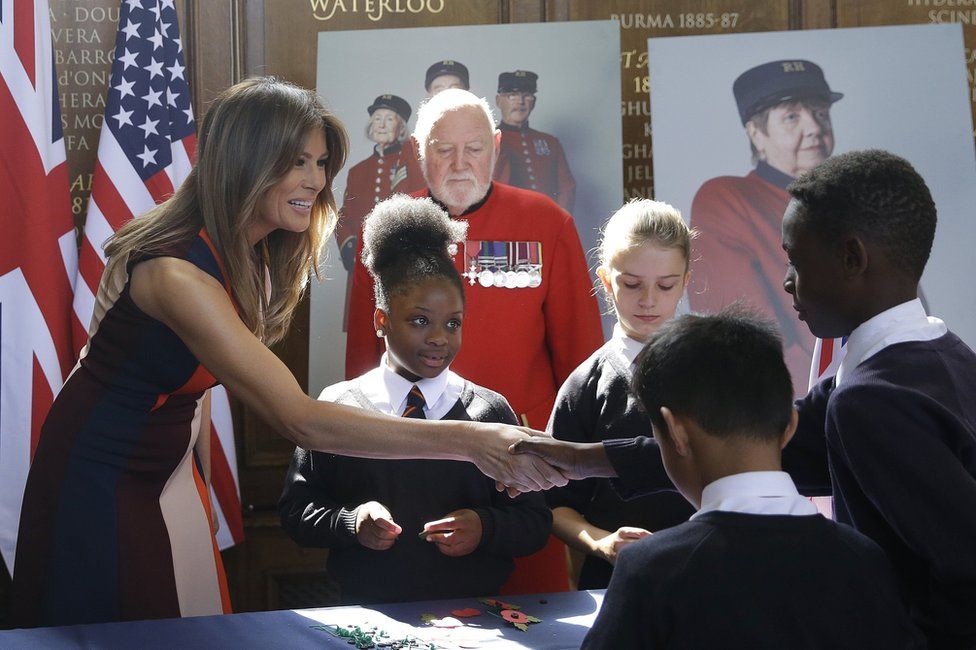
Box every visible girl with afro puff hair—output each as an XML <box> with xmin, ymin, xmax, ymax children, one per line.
<box><xmin>278</xmin><ymin>195</ymin><xmax>552</xmax><ymax>604</ymax></box>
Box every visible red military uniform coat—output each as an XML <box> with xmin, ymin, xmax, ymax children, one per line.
<box><xmin>336</xmin><ymin>143</ymin><xmax>426</xmax><ymax>328</ymax></box>
<box><xmin>396</xmin><ymin>135</ymin><xmax>426</xmax><ymax>197</ymax></box>
<box><xmin>688</xmin><ymin>162</ymin><xmax>815</xmax><ymax>394</ymax></box>
<box><xmin>336</xmin><ymin>143</ymin><xmax>418</xmax><ymax>256</ymax></box>
<box><xmin>494</xmin><ymin>122</ymin><xmax>576</xmax><ymax>213</ymax></box>
<box><xmin>346</xmin><ymin>182</ymin><xmax>603</xmax><ymax>428</ymax></box>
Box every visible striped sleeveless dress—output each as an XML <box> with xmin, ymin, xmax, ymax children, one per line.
<box><xmin>12</xmin><ymin>229</ymin><xmax>233</xmax><ymax>626</ymax></box>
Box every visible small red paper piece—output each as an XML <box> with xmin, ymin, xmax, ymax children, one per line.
<box><xmin>500</xmin><ymin>609</ymin><xmax>529</xmax><ymax>624</ymax></box>
<box><xmin>451</xmin><ymin>608</ymin><xmax>481</xmax><ymax>618</ymax></box>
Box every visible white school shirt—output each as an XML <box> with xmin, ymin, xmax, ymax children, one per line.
<box><xmin>356</xmin><ymin>353</ymin><xmax>465</xmax><ymax>420</ymax></box>
<box><xmin>835</xmin><ymin>298</ymin><xmax>946</xmax><ymax>387</ymax></box>
<box><xmin>691</xmin><ymin>471</ymin><xmax>818</xmax><ymax>519</ymax></box>
<box><xmin>609</xmin><ymin>322</ymin><xmax>647</xmax><ymax>369</ymax></box>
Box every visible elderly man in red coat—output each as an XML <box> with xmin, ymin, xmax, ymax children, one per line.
<box><xmin>345</xmin><ymin>89</ymin><xmax>603</xmax><ymax>594</ymax></box>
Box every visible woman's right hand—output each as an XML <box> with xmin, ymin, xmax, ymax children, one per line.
<box><xmin>355</xmin><ymin>501</ymin><xmax>401</xmax><ymax>551</ymax></box>
<box><xmin>467</xmin><ymin>422</ymin><xmax>569</xmax><ymax>493</ymax></box>
<box><xmin>593</xmin><ymin>526</ymin><xmax>652</xmax><ymax>564</ymax></box>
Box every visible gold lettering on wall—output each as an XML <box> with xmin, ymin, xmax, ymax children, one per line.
<box><xmin>309</xmin><ymin>0</ymin><xmax>446</xmax><ymax>22</ymax></box>
<box><xmin>51</xmin><ymin>0</ymin><xmax>119</xmax><ymax>232</ymax></box>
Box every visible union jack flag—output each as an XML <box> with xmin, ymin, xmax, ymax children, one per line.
<box><xmin>808</xmin><ymin>336</ymin><xmax>847</xmax><ymax>389</ymax></box>
<box><xmin>73</xmin><ymin>0</ymin><xmax>243</xmax><ymax>549</ymax></box>
<box><xmin>0</xmin><ymin>0</ymin><xmax>81</xmax><ymax>572</ymax></box>
<box><xmin>807</xmin><ymin>336</ymin><xmax>846</xmax><ymax>520</ymax></box>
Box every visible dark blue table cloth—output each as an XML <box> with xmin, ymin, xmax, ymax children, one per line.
<box><xmin>0</xmin><ymin>589</ymin><xmax>604</xmax><ymax>649</ymax></box>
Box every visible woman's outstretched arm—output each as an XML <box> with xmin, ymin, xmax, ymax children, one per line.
<box><xmin>130</xmin><ymin>257</ymin><xmax>566</xmax><ymax>493</ymax></box>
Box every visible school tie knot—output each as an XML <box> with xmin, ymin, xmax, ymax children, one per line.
<box><xmin>402</xmin><ymin>384</ymin><xmax>427</xmax><ymax>419</ymax></box>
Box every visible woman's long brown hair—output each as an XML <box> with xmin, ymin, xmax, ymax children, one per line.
<box><xmin>104</xmin><ymin>77</ymin><xmax>349</xmax><ymax>344</ymax></box>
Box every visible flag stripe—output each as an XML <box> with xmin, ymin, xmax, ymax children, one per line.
<box><xmin>817</xmin><ymin>338</ymin><xmax>834</xmax><ymax>377</ymax></box>
<box><xmin>144</xmin><ymin>168</ymin><xmax>175</xmax><ymax>204</ymax></box>
<box><xmin>94</xmin><ymin>131</ymin><xmax>156</xmax><ymax>220</ymax></box>
<box><xmin>13</xmin><ymin>0</ymin><xmax>34</xmax><ymax>88</ymax></box>
<box><xmin>91</xmin><ymin>159</ymin><xmax>138</xmax><ymax>232</ymax></box>
<box><xmin>209</xmin><ymin>427</ymin><xmax>244</xmax><ymax>543</ymax></box>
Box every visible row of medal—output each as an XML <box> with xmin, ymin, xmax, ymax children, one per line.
<box><xmin>461</xmin><ymin>240</ymin><xmax>543</xmax><ymax>289</ymax></box>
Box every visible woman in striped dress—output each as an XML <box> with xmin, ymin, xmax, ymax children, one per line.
<box><xmin>12</xmin><ymin>77</ymin><xmax>563</xmax><ymax>628</ymax></box>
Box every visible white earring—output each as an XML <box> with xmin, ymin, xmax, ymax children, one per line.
<box><xmin>376</xmin><ymin>329</ymin><xmax>384</xmax><ymax>338</ymax></box>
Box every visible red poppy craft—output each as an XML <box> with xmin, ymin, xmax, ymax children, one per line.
<box><xmin>500</xmin><ymin>609</ymin><xmax>541</xmax><ymax>632</ymax></box>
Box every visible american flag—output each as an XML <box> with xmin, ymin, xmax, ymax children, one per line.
<box><xmin>73</xmin><ymin>0</ymin><xmax>244</xmax><ymax>549</ymax></box>
<box><xmin>0</xmin><ymin>0</ymin><xmax>81</xmax><ymax>572</ymax></box>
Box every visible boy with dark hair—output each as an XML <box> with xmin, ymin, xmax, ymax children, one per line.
<box><xmin>782</xmin><ymin>149</ymin><xmax>976</xmax><ymax>647</ymax></box>
<box><xmin>581</xmin><ymin>308</ymin><xmax>920</xmax><ymax>649</ymax></box>
<box><xmin>518</xmin><ymin>149</ymin><xmax>976</xmax><ymax>648</ymax></box>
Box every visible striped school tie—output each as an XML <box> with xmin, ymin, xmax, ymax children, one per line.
<box><xmin>402</xmin><ymin>384</ymin><xmax>427</xmax><ymax>419</ymax></box>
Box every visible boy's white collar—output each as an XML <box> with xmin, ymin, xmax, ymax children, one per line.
<box><xmin>692</xmin><ymin>471</ymin><xmax>817</xmax><ymax>519</ymax></box>
<box><xmin>836</xmin><ymin>298</ymin><xmax>945</xmax><ymax>386</ymax></box>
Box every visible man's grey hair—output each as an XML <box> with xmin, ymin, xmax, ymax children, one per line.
<box><xmin>413</xmin><ymin>89</ymin><xmax>497</xmax><ymax>161</ymax></box>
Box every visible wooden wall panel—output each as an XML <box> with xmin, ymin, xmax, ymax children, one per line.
<box><xmin>546</xmin><ymin>0</ymin><xmax>790</xmax><ymax>200</ymax></box>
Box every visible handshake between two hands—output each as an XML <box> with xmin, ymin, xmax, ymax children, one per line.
<box><xmin>484</xmin><ymin>431</ymin><xmax>608</xmax><ymax>497</ymax></box>
<box><xmin>354</xmin><ymin>501</ymin><xmax>482</xmax><ymax>557</ymax></box>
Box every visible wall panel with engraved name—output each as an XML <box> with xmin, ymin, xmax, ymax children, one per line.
<box><xmin>50</xmin><ymin>0</ymin><xmax>123</xmax><ymax>233</ymax></box>
<box><xmin>835</xmin><ymin>0</ymin><xmax>976</xmax><ymax>143</ymax></box>
<box><xmin>547</xmin><ymin>0</ymin><xmax>788</xmax><ymax>200</ymax></box>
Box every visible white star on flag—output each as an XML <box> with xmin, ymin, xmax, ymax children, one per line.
<box><xmin>144</xmin><ymin>88</ymin><xmax>163</xmax><ymax>109</ymax></box>
<box><xmin>138</xmin><ymin>116</ymin><xmax>160</xmax><ymax>137</ymax></box>
<box><xmin>148</xmin><ymin>29</ymin><xmax>163</xmax><ymax>50</ymax></box>
<box><xmin>136</xmin><ymin>145</ymin><xmax>158</xmax><ymax>167</ymax></box>
<box><xmin>167</xmin><ymin>61</ymin><xmax>185</xmax><ymax>81</ymax></box>
<box><xmin>118</xmin><ymin>48</ymin><xmax>139</xmax><ymax>70</ymax></box>
<box><xmin>115</xmin><ymin>78</ymin><xmax>136</xmax><ymax>99</ymax></box>
<box><xmin>113</xmin><ymin>106</ymin><xmax>134</xmax><ymax>128</ymax></box>
<box><xmin>121</xmin><ymin>21</ymin><xmax>141</xmax><ymax>40</ymax></box>
<box><xmin>146</xmin><ymin>58</ymin><xmax>164</xmax><ymax>79</ymax></box>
